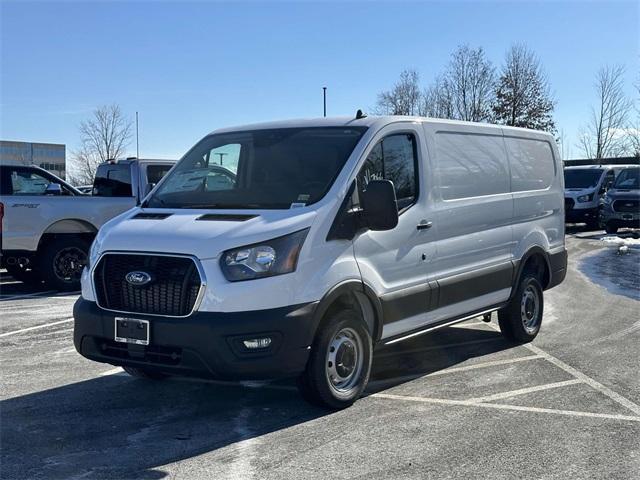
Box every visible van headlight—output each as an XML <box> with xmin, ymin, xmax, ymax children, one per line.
<box><xmin>577</xmin><ymin>193</ymin><xmax>594</xmax><ymax>203</ymax></box>
<box><xmin>87</xmin><ymin>236</ymin><xmax>103</xmax><ymax>269</ymax></box>
<box><xmin>603</xmin><ymin>196</ymin><xmax>613</xmax><ymax>205</ymax></box>
<box><xmin>220</xmin><ymin>229</ymin><xmax>309</xmax><ymax>282</ymax></box>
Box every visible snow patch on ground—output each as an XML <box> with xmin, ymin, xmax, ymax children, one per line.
<box><xmin>599</xmin><ymin>235</ymin><xmax>640</xmax><ymax>248</ymax></box>
<box><xmin>578</xmin><ymin>246</ymin><xmax>640</xmax><ymax>301</ymax></box>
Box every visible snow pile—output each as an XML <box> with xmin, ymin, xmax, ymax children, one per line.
<box><xmin>599</xmin><ymin>235</ymin><xmax>640</xmax><ymax>249</ymax></box>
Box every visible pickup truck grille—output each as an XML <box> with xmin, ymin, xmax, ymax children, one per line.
<box><xmin>94</xmin><ymin>254</ymin><xmax>203</xmax><ymax>317</ymax></box>
<box><xmin>564</xmin><ymin>198</ymin><xmax>574</xmax><ymax>211</ymax></box>
<box><xmin>612</xmin><ymin>199</ymin><xmax>639</xmax><ymax>213</ymax></box>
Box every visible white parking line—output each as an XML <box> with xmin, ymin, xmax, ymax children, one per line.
<box><xmin>468</xmin><ymin>379</ymin><xmax>582</xmax><ymax>403</ymax></box>
<box><xmin>484</xmin><ymin>322</ymin><xmax>640</xmax><ymax>417</ymax></box>
<box><xmin>0</xmin><ymin>318</ymin><xmax>73</xmax><ymax>338</ymax></box>
<box><xmin>371</xmin><ymin>393</ymin><xmax>640</xmax><ymax>423</ymax></box>
<box><xmin>0</xmin><ymin>290</ymin><xmax>56</xmax><ymax>301</ymax></box>
<box><xmin>367</xmin><ymin>355</ymin><xmax>542</xmax><ymax>391</ymax></box>
<box><xmin>523</xmin><ymin>342</ymin><xmax>640</xmax><ymax>416</ymax></box>
<box><xmin>99</xmin><ymin>367</ymin><xmax>125</xmax><ymax>376</ymax></box>
<box><xmin>425</xmin><ymin>355</ymin><xmax>543</xmax><ymax>377</ymax></box>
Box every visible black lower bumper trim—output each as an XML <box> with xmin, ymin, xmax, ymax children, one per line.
<box><xmin>74</xmin><ymin>298</ymin><xmax>319</xmax><ymax>380</ymax></box>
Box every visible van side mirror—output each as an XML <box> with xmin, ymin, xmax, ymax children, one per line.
<box><xmin>361</xmin><ymin>180</ymin><xmax>399</xmax><ymax>231</ymax></box>
<box><xmin>45</xmin><ymin>183</ymin><xmax>63</xmax><ymax>195</ymax></box>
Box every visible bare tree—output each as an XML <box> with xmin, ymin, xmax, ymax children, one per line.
<box><xmin>375</xmin><ymin>69</ymin><xmax>422</xmax><ymax>115</ymax></box>
<box><xmin>70</xmin><ymin>104</ymin><xmax>132</xmax><ymax>184</ymax></box>
<box><xmin>444</xmin><ymin>45</ymin><xmax>495</xmax><ymax>122</ymax></box>
<box><xmin>578</xmin><ymin>66</ymin><xmax>633</xmax><ymax>159</ymax></box>
<box><xmin>420</xmin><ymin>75</ymin><xmax>454</xmax><ymax>118</ymax></box>
<box><xmin>492</xmin><ymin>44</ymin><xmax>555</xmax><ymax>133</ymax></box>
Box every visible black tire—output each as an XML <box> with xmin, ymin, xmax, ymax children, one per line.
<box><xmin>297</xmin><ymin>309</ymin><xmax>372</xmax><ymax>409</ymax></box>
<box><xmin>123</xmin><ymin>366</ymin><xmax>168</xmax><ymax>380</ymax></box>
<box><xmin>605</xmin><ymin>223</ymin><xmax>618</xmax><ymax>234</ymax></box>
<box><xmin>5</xmin><ymin>264</ymin><xmax>42</xmax><ymax>286</ymax></box>
<box><xmin>39</xmin><ymin>236</ymin><xmax>89</xmax><ymax>291</ymax></box>
<box><xmin>498</xmin><ymin>274</ymin><xmax>544</xmax><ymax>343</ymax></box>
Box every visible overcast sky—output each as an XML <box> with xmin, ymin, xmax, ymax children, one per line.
<box><xmin>1</xmin><ymin>0</ymin><xmax>638</xmax><ymax>161</ymax></box>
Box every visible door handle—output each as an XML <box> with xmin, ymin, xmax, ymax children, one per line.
<box><xmin>416</xmin><ymin>221</ymin><xmax>433</xmax><ymax>231</ymax></box>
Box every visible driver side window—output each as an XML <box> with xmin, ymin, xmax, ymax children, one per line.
<box><xmin>356</xmin><ymin>133</ymin><xmax>418</xmax><ymax>211</ymax></box>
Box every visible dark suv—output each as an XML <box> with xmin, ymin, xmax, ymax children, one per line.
<box><xmin>600</xmin><ymin>166</ymin><xmax>640</xmax><ymax>234</ymax></box>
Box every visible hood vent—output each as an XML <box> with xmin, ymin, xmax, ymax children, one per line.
<box><xmin>132</xmin><ymin>212</ymin><xmax>173</xmax><ymax>220</ymax></box>
<box><xmin>196</xmin><ymin>213</ymin><xmax>258</xmax><ymax>222</ymax></box>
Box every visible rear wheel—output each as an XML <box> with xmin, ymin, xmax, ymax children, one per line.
<box><xmin>498</xmin><ymin>274</ymin><xmax>544</xmax><ymax>343</ymax></box>
<box><xmin>123</xmin><ymin>366</ymin><xmax>168</xmax><ymax>380</ymax></box>
<box><xmin>297</xmin><ymin>309</ymin><xmax>372</xmax><ymax>409</ymax></box>
<box><xmin>39</xmin><ymin>237</ymin><xmax>89</xmax><ymax>291</ymax></box>
<box><xmin>5</xmin><ymin>263</ymin><xmax>42</xmax><ymax>286</ymax></box>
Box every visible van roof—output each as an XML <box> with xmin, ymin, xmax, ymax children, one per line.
<box><xmin>210</xmin><ymin>115</ymin><xmax>554</xmax><ymax>137</ymax></box>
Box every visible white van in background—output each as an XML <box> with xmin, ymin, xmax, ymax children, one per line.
<box><xmin>563</xmin><ymin>165</ymin><xmax>633</xmax><ymax>228</ymax></box>
<box><xmin>74</xmin><ymin>115</ymin><xmax>567</xmax><ymax>409</ymax></box>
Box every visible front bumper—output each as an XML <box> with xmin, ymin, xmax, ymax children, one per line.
<box><xmin>600</xmin><ymin>208</ymin><xmax>640</xmax><ymax>229</ymax></box>
<box><xmin>565</xmin><ymin>206</ymin><xmax>598</xmax><ymax>224</ymax></box>
<box><xmin>73</xmin><ymin>298</ymin><xmax>320</xmax><ymax>380</ymax></box>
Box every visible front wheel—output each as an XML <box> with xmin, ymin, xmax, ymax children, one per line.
<box><xmin>297</xmin><ymin>309</ymin><xmax>372</xmax><ymax>409</ymax></box>
<box><xmin>498</xmin><ymin>274</ymin><xmax>544</xmax><ymax>343</ymax></box>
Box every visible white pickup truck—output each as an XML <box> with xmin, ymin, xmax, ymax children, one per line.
<box><xmin>0</xmin><ymin>158</ymin><xmax>175</xmax><ymax>290</ymax></box>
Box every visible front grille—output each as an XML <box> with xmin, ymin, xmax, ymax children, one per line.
<box><xmin>565</xmin><ymin>198</ymin><xmax>575</xmax><ymax>211</ymax></box>
<box><xmin>94</xmin><ymin>254</ymin><xmax>202</xmax><ymax>316</ymax></box>
<box><xmin>612</xmin><ymin>199</ymin><xmax>639</xmax><ymax>213</ymax></box>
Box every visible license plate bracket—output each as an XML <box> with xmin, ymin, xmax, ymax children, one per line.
<box><xmin>114</xmin><ymin>317</ymin><xmax>150</xmax><ymax>346</ymax></box>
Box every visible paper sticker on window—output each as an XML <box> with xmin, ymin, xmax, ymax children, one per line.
<box><xmin>290</xmin><ymin>202</ymin><xmax>306</xmax><ymax>209</ymax></box>
<box><xmin>297</xmin><ymin>194</ymin><xmax>310</xmax><ymax>202</ymax></box>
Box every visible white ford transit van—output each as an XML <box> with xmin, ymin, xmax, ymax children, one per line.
<box><xmin>74</xmin><ymin>115</ymin><xmax>567</xmax><ymax>409</ymax></box>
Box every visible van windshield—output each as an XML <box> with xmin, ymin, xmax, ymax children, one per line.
<box><xmin>146</xmin><ymin>127</ymin><xmax>367</xmax><ymax>209</ymax></box>
<box><xmin>613</xmin><ymin>168</ymin><xmax>639</xmax><ymax>189</ymax></box>
<box><xmin>563</xmin><ymin>169</ymin><xmax>602</xmax><ymax>189</ymax></box>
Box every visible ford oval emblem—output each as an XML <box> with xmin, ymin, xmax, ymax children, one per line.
<box><xmin>125</xmin><ymin>271</ymin><xmax>152</xmax><ymax>286</ymax></box>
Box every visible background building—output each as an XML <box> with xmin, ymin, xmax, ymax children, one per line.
<box><xmin>0</xmin><ymin>140</ymin><xmax>66</xmax><ymax>179</ymax></box>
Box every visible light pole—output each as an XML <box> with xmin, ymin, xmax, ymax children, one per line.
<box><xmin>216</xmin><ymin>153</ymin><xmax>227</xmax><ymax>166</ymax></box>
<box><xmin>323</xmin><ymin>86</ymin><xmax>327</xmax><ymax>117</ymax></box>
<box><xmin>136</xmin><ymin>111</ymin><xmax>139</xmax><ymax>158</ymax></box>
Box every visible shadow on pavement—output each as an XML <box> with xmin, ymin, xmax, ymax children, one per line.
<box><xmin>1</xmin><ymin>325</ymin><xmax>511</xmax><ymax>479</ymax></box>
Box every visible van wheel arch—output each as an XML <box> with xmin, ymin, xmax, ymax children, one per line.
<box><xmin>514</xmin><ymin>248</ymin><xmax>551</xmax><ymax>293</ymax></box>
<box><xmin>312</xmin><ymin>281</ymin><xmax>384</xmax><ymax>343</ymax></box>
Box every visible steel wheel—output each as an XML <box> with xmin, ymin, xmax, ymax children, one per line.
<box><xmin>325</xmin><ymin>327</ymin><xmax>364</xmax><ymax>397</ymax></box>
<box><xmin>520</xmin><ymin>284</ymin><xmax>541</xmax><ymax>334</ymax></box>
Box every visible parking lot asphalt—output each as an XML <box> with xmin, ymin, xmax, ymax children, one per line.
<box><xmin>1</xmin><ymin>231</ymin><xmax>639</xmax><ymax>479</ymax></box>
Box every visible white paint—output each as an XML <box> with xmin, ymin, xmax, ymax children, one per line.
<box><xmin>523</xmin><ymin>342</ymin><xmax>640</xmax><ymax>416</ymax></box>
<box><xmin>468</xmin><ymin>379</ymin><xmax>582</xmax><ymax>403</ymax></box>
<box><xmin>0</xmin><ymin>290</ymin><xmax>56</xmax><ymax>301</ymax></box>
<box><xmin>372</xmin><ymin>393</ymin><xmax>640</xmax><ymax>423</ymax></box>
<box><xmin>99</xmin><ymin>367</ymin><xmax>124</xmax><ymax>376</ymax></box>
<box><xmin>366</xmin><ymin>355</ymin><xmax>542</xmax><ymax>391</ymax></box>
<box><xmin>0</xmin><ymin>318</ymin><xmax>73</xmax><ymax>338</ymax></box>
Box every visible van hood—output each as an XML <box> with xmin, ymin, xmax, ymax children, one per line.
<box><xmin>564</xmin><ymin>188</ymin><xmax>595</xmax><ymax>198</ymax></box>
<box><xmin>605</xmin><ymin>188</ymin><xmax>640</xmax><ymax>201</ymax></box>
<box><xmin>97</xmin><ymin>208</ymin><xmax>318</xmax><ymax>260</ymax></box>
